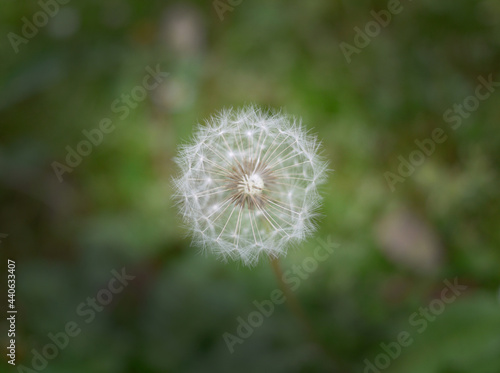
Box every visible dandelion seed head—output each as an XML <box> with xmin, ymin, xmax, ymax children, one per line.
<box><xmin>172</xmin><ymin>105</ymin><xmax>329</xmax><ymax>266</ymax></box>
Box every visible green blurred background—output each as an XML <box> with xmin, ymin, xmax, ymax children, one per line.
<box><xmin>1</xmin><ymin>0</ymin><xmax>500</xmax><ymax>372</ymax></box>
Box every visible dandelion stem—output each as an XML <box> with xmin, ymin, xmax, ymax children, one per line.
<box><xmin>268</xmin><ymin>256</ymin><xmax>348</xmax><ymax>372</ymax></box>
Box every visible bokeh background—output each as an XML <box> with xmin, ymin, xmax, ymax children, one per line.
<box><xmin>1</xmin><ymin>0</ymin><xmax>500</xmax><ymax>372</ymax></box>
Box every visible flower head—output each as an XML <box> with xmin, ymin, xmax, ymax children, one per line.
<box><xmin>173</xmin><ymin>106</ymin><xmax>328</xmax><ymax>266</ymax></box>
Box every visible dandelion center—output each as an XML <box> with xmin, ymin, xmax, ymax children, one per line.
<box><xmin>226</xmin><ymin>158</ymin><xmax>272</xmax><ymax>210</ymax></box>
<box><xmin>239</xmin><ymin>173</ymin><xmax>264</xmax><ymax>196</ymax></box>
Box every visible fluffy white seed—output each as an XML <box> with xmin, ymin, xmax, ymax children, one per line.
<box><xmin>172</xmin><ymin>105</ymin><xmax>328</xmax><ymax>266</ymax></box>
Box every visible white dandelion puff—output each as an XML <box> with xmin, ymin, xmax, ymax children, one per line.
<box><xmin>172</xmin><ymin>105</ymin><xmax>329</xmax><ymax>266</ymax></box>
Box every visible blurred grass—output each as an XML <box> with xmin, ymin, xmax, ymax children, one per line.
<box><xmin>1</xmin><ymin>0</ymin><xmax>500</xmax><ymax>372</ymax></box>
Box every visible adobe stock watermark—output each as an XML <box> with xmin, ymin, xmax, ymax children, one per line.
<box><xmin>213</xmin><ymin>0</ymin><xmax>243</xmax><ymax>21</ymax></box>
<box><xmin>340</xmin><ymin>0</ymin><xmax>413</xmax><ymax>64</ymax></box>
<box><xmin>363</xmin><ymin>278</ymin><xmax>467</xmax><ymax>373</ymax></box>
<box><xmin>51</xmin><ymin>65</ymin><xmax>169</xmax><ymax>182</ymax></box>
<box><xmin>222</xmin><ymin>236</ymin><xmax>339</xmax><ymax>353</ymax></box>
<box><xmin>384</xmin><ymin>74</ymin><xmax>500</xmax><ymax>192</ymax></box>
<box><xmin>7</xmin><ymin>0</ymin><xmax>71</xmax><ymax>54</ymax></box>
<box><xmin>15</xmin><ymin>268</ymin><xmax>135</xmax><ymax>372</ymax></box>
